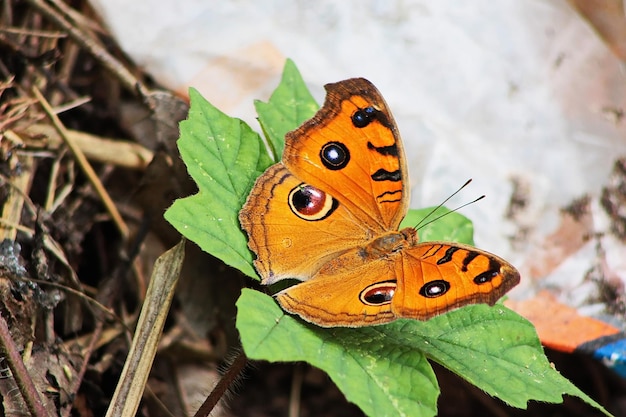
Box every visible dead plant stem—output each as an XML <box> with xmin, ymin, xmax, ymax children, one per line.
<box><xmin>31</xmin><ymin>86</ymin><xmax>129</xmax><ymax>239</ymax></box>
<box><xmin>25</xmin><ymin>0</ymin><xmax>149</xmax><ymax>97</ymax></box>
<box><xmin>0</xmin><ymin>313</ymin><xmax>50</xmax><ymax>417</ymax></box>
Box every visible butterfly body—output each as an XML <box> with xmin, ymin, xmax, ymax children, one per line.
<box><xmin>239</xmin><ymin>78</ymin><xmax>519</xmax><ymax>327</ymax></box>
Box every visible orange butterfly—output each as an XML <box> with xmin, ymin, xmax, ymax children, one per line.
<box><xmin>239</xmin><ymin>78</ymin><xmax>519</xmax><ymax>327</ymax></box>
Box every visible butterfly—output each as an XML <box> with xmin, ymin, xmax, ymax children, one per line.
<box><xmin>239</xmin><ymin>78</ymin><xmax>519</xmax><ymax>327</ymax></box>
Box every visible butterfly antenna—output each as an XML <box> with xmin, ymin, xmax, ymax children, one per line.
<box><xmin>413</xmin><ymin>179</ymin><xmax>481</xmax><ymax>230</ymax></box>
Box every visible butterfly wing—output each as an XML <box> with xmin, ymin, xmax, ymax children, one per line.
<box><xmin>283</xmin><ymin>78</ymin><xmax>409</xmax><ymax>233</ymax></box>
<box><xmin>275</xmin><ymin>241</ymin><xmax>520</xmax><ymax>327</ymax></box>
<box><xmin>275</xmin><ymin>248</ymin><xmax>399</xmax><ymax>327</ymax></box>
<box><xmin>239</xmin><ymin>164</ymin><xmax>372</xmax><ymax>284</ymax></box>
<box><xmin>240</xmin><ymin>78</ymin><xmax>409</xmax><ymax>284</ymax></box>
<box><xmin>391</xmin><ymin>241</ymin><xmax>520</xmax><ymax>320</ymax></box>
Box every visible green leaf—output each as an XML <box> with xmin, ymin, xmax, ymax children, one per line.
<box><xmin>237</xmin><ymin>289</ymin><xmax>440</xmax><ymax>417</ymax></box>
<box><xmin>254</xmin><ymin>58</ymin><xmax>319</xmax><ymax>160</ymax></box>
<box><xmin>164</xmin><ymin>88</ymin><xmax>272</xmax><ymax>279</ymax></box>
<box><xmin>401</xmin><ymin>207</ymin><xmax>475</xmax><ymax>245</ymax></box>
<box><xmin>399</xmin><ymin>305</ymin><xmax>607</xmax><ymax>412</ymax></box>
<box><xmin>237</xmin><ymin>290</ymin><xmax>610</xmax><ymax>417</ymax></box>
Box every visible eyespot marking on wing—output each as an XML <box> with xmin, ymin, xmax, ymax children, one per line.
<box><xmin>288</xmin><ymin>183</ymin><xmax>338</xmax><ymax>221</ymax></box>
<box><xmin>419</xmin><ymin>280</ymin><xmax>451</xmax><ymax>298</ymax></box>
<box><xmin>360</xmin><ymin>280</ymin><xmax>397</xmax><ymax>306</ymax></box>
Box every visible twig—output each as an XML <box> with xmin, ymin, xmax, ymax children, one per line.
<box><xmin>31</xmin><ymin>86</ymin><xmax>129</xmax><ymax>239</ymax></box>
<box><xmin>0</xmin><ymin>132</ymin><xmax>32</xmax><ymax>242</ymax></box>
<box><xmin>193</xmin><ymin>351</ymin><xmax>248</xmax><ymax>417</ymax></box>
<box><xmin>25</xmin><ymin>0</ymin><xmax>150</xmax><ymax>97</ymax></box>
<box><xmin>0</xmin><ymin>313</ymin><xmax>50</xmax><ymax>417</ymax></box>
<box><xmin>0</xmin><ymin>26</ymin><xmax>67</xmax><ymax>38</ymax></box>
<box><xmin>60</xmin><ymin>320</ymin><xmax>104</xmax><ymax>417</ymax></box>
<box><xmin>20</xmin><ymin>124</ymin><xmax>155</xmax><ymax>170</ymax></box>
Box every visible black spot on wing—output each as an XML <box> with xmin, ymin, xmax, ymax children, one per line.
<box><xmin>473</xmin><ymin>258</ymin><xmax>503</xmax><ymax>284</ymax></box>
<box><xmin>461</xmin><ymin>250</ymin><xmax>480</xmax><ymax>272</ymax></box>
<box><xmin>352</xmin><ymin>107</ymin><xmax>378</xmax><ymax>128</ymax></box>
<box><xmin>371</xmin><ymin>169</ymin><xmax>401</xmax><ymax>182</ymax></box>
<box><xmin>437</xmin><ymin>247</ymin><xmax>460</xmax><ymax>265</ymax></box>
<box><xmin>419</xmin><ymin>280</ymin><xmax>450</xmax><ymax>298</ymax></box>
<box><xmin>367</xmin><ymin>142</ymin><xmax>398</xmax><ymax>157</ymax></box>
<box><xmin>377</xmin><ymin>190</ymin><xmax>402</xmax><ymax>203</ymax></box>
<box><xmin>474</xmin><ymin>269</ymin><xmax>499</xmax><ymax>284</ymax></box>
<box><xmin>422</xmin><ymin>244</ymin><xmax>444</xmax><ymax>259</ymax></box>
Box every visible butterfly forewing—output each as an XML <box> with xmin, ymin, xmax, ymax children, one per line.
<box><xmin>239</xmin><ymin>165</ymin><xmax>371</xmax><ymax>284</ymax></box>
<box><xmin>282</xmin><ymin>78</ymin><xmax>409</xmax><ymax>234</ymax></box>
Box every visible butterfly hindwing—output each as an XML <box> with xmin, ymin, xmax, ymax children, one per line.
<box><xmin>275</xmin><ymin>240</ymin><xmax>519</xmax><ymax>327</ymax></box>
